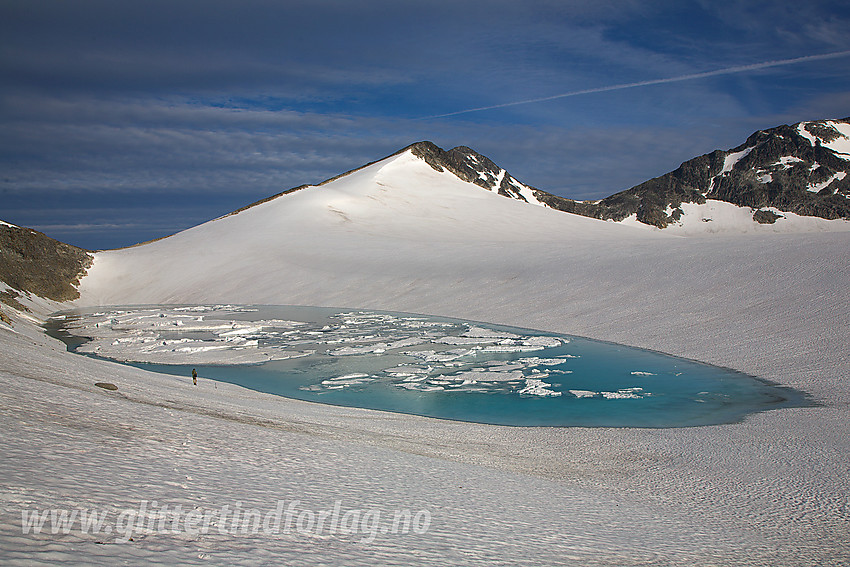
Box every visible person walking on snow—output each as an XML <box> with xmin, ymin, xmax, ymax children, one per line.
<box><xmin>192</xmin><ymin>368</ymin><xmax>197</xmax><ymax>386</ymax></box>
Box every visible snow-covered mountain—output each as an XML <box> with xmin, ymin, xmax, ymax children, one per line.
<box><xmin>224</xmin><ymin>141</ymin><xmax>549</xmax><ymax>216</ymax></box>
<box><xmin>4</xmin><ymin>120</ymin><xmax>850</xmax><ymax>309</ymax></box>
<box><xmin>408</xmin><ymin>142</ymin><xmax>547</xmax><ymax>206</ymax></box>
<box><xmin>229</xmin><ymin>128</ymin><xmax>850</xmax><ymax>239</ymax></box>
<box><xmin>3</xmin><ymin>129</ymin><xmax>850</xmax><ymax>567</ymax></box>
<box><xmin>77</xmin><ymin>145</ymin><xmax>665</xmax><ymax>306</ymax></box>
<box><xmin>536</xmin><ymin>118</ymin><xmax>850</xmax><ymax>232</ymax></box>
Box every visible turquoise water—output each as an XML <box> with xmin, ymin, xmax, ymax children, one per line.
<box><xmin>47</xmin><ymin>305</ymin><xmax>807</xmax><ymax>427</ymax></box>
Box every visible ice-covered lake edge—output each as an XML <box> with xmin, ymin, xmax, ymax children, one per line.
<box><xmin>43</xmin><ymin>302</ymin><xmax>813</xmax><ymax>429</ymax></box>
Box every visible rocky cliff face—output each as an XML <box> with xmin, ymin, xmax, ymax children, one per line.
<box><xmin>409</xmin><ymin>142</ymin><xmax>546</xmax><ymax>205</ymax></box>
<box><xmin>0</xmin><ymin>223</ymin><xmax>93</xmax><ymax>305</ymax></box>
<box><xmin>533</xmin><ymin>119</ymin><xmax>850</xmax><ymax>228</ymax></box>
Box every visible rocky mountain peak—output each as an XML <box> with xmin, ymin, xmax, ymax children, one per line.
<box><xmin>0</xmin><ymin>222</ymin><xmax>93</xmax><ymax>307</ymax></box>
<box><xmin>704</xmin><ymin>119</ymin><xmax>850</xmax><ymax>216</ymax></box>
<box><xmin>535</xmin><ymin>118</ymin><xmax>850</xmax><ymax>228</ymax></box>
<box><xmin>212</xmin><ymin>123</ymin><xmax>850</xmax><ymax>236</ymax></box>
<box><xmin>408</xmin><ymin>141</ymin><xmax>545</xmax><ymax>205</ymax></box>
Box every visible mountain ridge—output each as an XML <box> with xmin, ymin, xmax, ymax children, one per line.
<box><xmin>222</xmin><ymin>118</ymin><xmax>850</xmax><ymax>232</ymax></box>
<box><xmin>3</xmin><ymin>117</ymin><xmax>850</xmax><ymax>307</ymax></box>
<box><xmin>532</xmin><ymin>118</ymin><xmax>850</xmax><ymax>228</ymax></box>
<box><xmin>222</xmin><ymin>141</ymin><xmax>546</xmax><ymax>221</ymax></box>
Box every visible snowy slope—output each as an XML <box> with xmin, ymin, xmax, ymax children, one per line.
<box><xmin>2</xmin><ymin>142</ymin><xmax>850</xmax><ymax>564</ymax></box>
<box><xmin>78</xmin><ymin>148</ymin><xmax>667</xmax><ymax>306</ymax></box>
<box><xmin>619</xmin><ymin>199</ymin><xmax>850</xmax><ymax>235</ymax></box>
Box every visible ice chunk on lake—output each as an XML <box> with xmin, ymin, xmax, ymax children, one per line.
<box><xmin>462</xmin><ymin>326</ymin><xmax>521</xmax><ymax>339</ymax></box>
<box><xmin>396</xmin><ymin>383</ymin><xmax>445</xmax><ymax>392</ymax></box>
<box><xmin>329</xmin><ymin>344</ymin><xmax>388</xmax><ymax>356</ymax></box>
<box><xmin>569</xmin><ymin>390</ymin><xmax>599</xmax><ymax>398</ymax></box>
<box><xmin>518</xmin><ymin>378</ymin><xmax>562</xmax><ymax>397</ymax></box>
<box><xmin>321</xmin><ymin>373</ymin><xmax>376</xmax><ymax>387</ymax></box>
<box><xmin>522</xmin><ymin>336</ymin><xmax>563</xmax><ymax>347</ymax></box>
<box><xmin>518</xmin><ymin>356</ymin><xmax>573</xmax><ymax>366</ymax></box>
<box><xmin>601</xmin><ymin>387</ymin><xmax>648</xmax><ymax>399</ymax></box>
<box><xmin>481</xmin><ymin>344</ymin><xmax>545</xmax><ymax>353</ymax></box>
<box><xmin>433</xmin><ymin>336</ymin><xmax>497</xmax><ymax>345</ymax></box>
<box><xmin>449</xmin><ymin>370</ymin><xmax>525</xmax><ymax>383</ymax></box>
<box><xmin>402</xmin><ymin>349</ymin><xmax>474</xmax><ymax>362</ymax></box>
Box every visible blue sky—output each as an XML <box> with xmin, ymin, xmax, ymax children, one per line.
<box><xmin>2</xmin><ymin>0</ymin><xmax>849</xmax><ymax>249</ymax></box>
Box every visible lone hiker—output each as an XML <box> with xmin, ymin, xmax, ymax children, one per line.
<box><xmin>192</xmin><ymin>368</ymin><xmax>197</xmax><ymax>386</ymax></box>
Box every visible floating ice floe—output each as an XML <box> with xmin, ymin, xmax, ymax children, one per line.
<box><xmin>65</xmin><ymin>307</ymin><xmax>311</xmax><ymax>365</ymax></box>
<box><xmin>481</xmin><ymin>344</ymin><xmax>546</xmax><ymax>353</ymax></box>
<box><xmin>433</xmin><ymin>336</ymin><xmax>495</xmax><ymax>345</ymax></box>
<box><xmin>448</xmin><ymin>370</ymin><xmax>525</xmax><ymax>383</ymax></box>
<box><xmin>329</xmin><ymin>344</ymin><xmax>388</xmax><ymax>356</ymax></box>
<box><xmin>462</xmin><ymin>326</ymin><xmax>521</xmax><ymax>339</ymax></box>
<box><xmin>569</xmin><ymin>390</ymin><xmax>598</xmax><ymax>398</ymax></box>
<box><xmin>396</xmin><ymin>383</ymin><xmax>445</xmax><ymax>392</ymax></box>
<box><xmin>402</xmin><ymin>349</ymin><xmax>475</xmax><ymax>362</ymax></box>
<box><xmin>517</xmin><ymin>378</ymin><xmax>562</xmax><ymax>397</ymax></box>
<box><xmin>522</xmin><ymin>336</ymin><xmax>564</xmax><ymax>347</ymax></box>
<box><xmin>518</xmin><ymin>356</ymin><xmax>575</xmax><ymax>366</ymax></box>
<box><xmin>319</xmin><ymin>374</ymin><xmax>376</xmax><ymax>388</ymax></box>
<box><xmin>383</xmin><ymin>364</ymin><xmax>432</xmax><ymax>378</ymax></box>
<box><xmin>567</xmin><ymin>387</ymin><xmax>650</xmax><ymax>400</ymax></box>
<box><xmin>601</xmin><ymin>388</ymin><xmax>647</xmax><ymax>399</ymax></box>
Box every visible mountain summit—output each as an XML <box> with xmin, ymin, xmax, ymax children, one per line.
<box><xmin>536</xmin><ymin>118</ymin><xmax>850</xmax><ymax>229</ymax></box>
<box><xmin>146</xmin><ymin>125</ymin><xmax>850</xmax><ymax>238</ymax></box>
<box><xmin>3</xmin><ymin>121</ymin><xmax>849</xmax><ymax>309</ymax></box>
<box><xmin>77</xmin><ymin>145</ymin><xmax>654</xmax><ymax>306</ymax></box>
<box><xmin>351</xmin><ymin>122</ymin><xmax>850</xmax><ymax>233</ymax></box>
<box><xmin>406</xmin><ymin>142</ymin><xmax>546</xmax><ymax>206</ymax></box>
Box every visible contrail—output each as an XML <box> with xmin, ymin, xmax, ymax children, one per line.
<box><xmin>422</xmin><ymin>50</ymin><xmax>850</xmax><ymax>119</ymax></box>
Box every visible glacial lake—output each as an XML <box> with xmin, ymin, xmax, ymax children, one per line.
<box><xmin>46</xmin><ymin>304</ymin><xmax>807</xmax><ymax>427</ymax></box>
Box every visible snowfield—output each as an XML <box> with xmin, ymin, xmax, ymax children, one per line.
<box><xmin>620</xmin><ymin>198</ymin><xmax>850</xmax><ymax>235</ymax></box>
<box><xmin>2</xmin><ymin>148</ymin><xmax>850</xmax><ymax>565</ymax></box>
